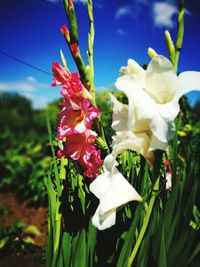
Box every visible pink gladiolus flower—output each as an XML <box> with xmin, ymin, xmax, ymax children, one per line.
<box><xmin>52</xmin><ymin>61</ymin><xmax>103</xmax><ymax>178</ymax></box>
<box><xmin>57</xmin><ymin>129</ymin><xmax>102</xmax><ymax>178</ymax></box>
<box><xmin>61</xmin><ymin>130</ymin><xmax>96</xmax><ymax>160</ymax></box>
<box><xmin>79</xmin><ymin>98</ymin><xmax>100</xmax><ymax>129</ymax></box>
<box><xmin>57</xmin><ymin>98</ymin><xmax>84</xmax><ymax>140</ymax></box>
<box><xmin>52</xmin><ymin>62</ymin><xmax>82</xmax><ymax>97</ymax></box>
<box><xmin>57</xmin><ymin>97</ymin><xmax>99</xmax><ymax>140</ymax></box>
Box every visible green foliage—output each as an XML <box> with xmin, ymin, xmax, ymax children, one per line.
<box><xmin>45</xmin><ymin>89</ymin><xmax>200</xmax><ymax>267</ymax></box>
<box><xmin>0</xmin><ymin>92</ymin><xmax>60</xmax><ymax>205</ymax></box>
<box><xmin>46</xmin><ymin>103</ymin><xmax>200</xmax><ymax>266</ymax></box>
<box><xmin>0</xmin><ymin>222</ymin><xmax>42</xmax><ymax>253</ymax></box>
<box><xmin>95</xmin><ymin>88</ymin><xmax>127</xmax><ymax>145</ymax></box>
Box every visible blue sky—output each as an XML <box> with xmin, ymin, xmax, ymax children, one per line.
<box><xmin>0</xmin><ymin>0</ymin><xmax>200</xmax><ymax>108</ymax></box>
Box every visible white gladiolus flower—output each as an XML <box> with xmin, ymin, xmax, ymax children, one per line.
<box><xmin>90</xmin><ymin>55</ymin><xmax>200</xmax><ymax>231</ymax></box>
<box><xmin>110</xmin><ymin>93</ymin><xmax>154</xmax><ymax>165</ymax></box>
<box><xmin>115</xmin><ymin>55</ymin><xmax>200</xmax><ymax>151</ymax></box>
<box><xmin>89</xmin><ymin>155</ymin><xmax>142</xmax><ymax>230</ymax></box>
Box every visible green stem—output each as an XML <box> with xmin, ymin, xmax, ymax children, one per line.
<box><xmin>169</xmin><ymin>0</ymin><xmax>185</xmax><ymax>185</ymax></box>
<box><xmin>171</xmin><ymin>118</ymin><xmax>178</xmax><ymax>186</ymax></box>
<box><xmin>51</xmin><ymin>159</ymin><xmax>67</xmax><ymax>267</ymax></box>
<box><xmin>127</xmin><ymin>177</ymin><xmax>160</xmax><ymax>267</ymax></box>
<box><xmin>62</xmin><ymin>1</ymin><xmax>90</xmax><ymax>88</ymax></box>
<box><xmin>51</xmin><ymin>212</ymin><xmax>62</xmax><ymax>267</ymax></box>
<box><xmin>46</xmin><ymin>113</ymin><xmax>66</xmax><ymax>267</ymax></box>
<box><xmin>127</xmin><ymin>150</ymin><xmax>163</xmax><ymax>267</ymax></box>
<box><xmin>87</xmin><ymin>0</ymin><xmax>95</xmax><ymax>96</ymax></box>
<box><xmin>174</xmin><ymin>0</ymin><xmax>184</xmax><ymax>73</ymax></box>
<box><xmin>63</xmin><ymin>0</ymin><xmax>78</xmax><ymax>43</ymax></box>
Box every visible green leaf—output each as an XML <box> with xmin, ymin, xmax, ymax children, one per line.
<box><xmin>24</xmin><ymin>225</ymin><xmax>42</xmax><ymax>236</ymax></box>
<box><xmin>23</xmin><ymin>236</ymin><xmax>35</xmax><ymax>245</ymax></box>
<box><xmin>78</xmin><ymin>175</ymin><xmax>86</xmax><ymax>214</ymax></box>
<box><xmin>158</xmin><ymin>223</ymin><xmax>167</xmax><ymax>267</ymax></box>
<box><xmin>137</xmin><ymin>229</ymin><xmax>150</xmax><ymax>267</ymax></box>
<box><xmin>74</xmin><ymin>228</ymin><xmax>87</xmax><ymax>267</ymax></box>
<box><xmin>0</xmin><ymin>237</ymin><xmax>9</xmax><ymax>249</ymax></box>
<box><xmin>71</xmin><ymin>232</ymin><xmax>81</xmax><ymax>264</ymax></box>
<box><xmin>45</xmin><ymin>172</ymin><xmax>57</xmax><ymax>266</ymax></box>
<box><xmin>88</xmin><ymin>219</ymin><xmax>97</xmax><ymax>267</ymax></box>
<box><xmin>186</xmin><ymin>240</ymin><xmax>200</xmax><ymax>265</ymax></box>
<box><xmin>57</xmin><ymin>247</ymin><xmax>64</xmax><ymax>267</ymax></box>
<box><xmin>116</xmin><ymin>203</ymin><xmax>143</xmax><ymax>267</ymax></box>
<box><xmin>62</xmin><ymin>232</ymin><xmax>72</xmax><ymax>267</ymax></box>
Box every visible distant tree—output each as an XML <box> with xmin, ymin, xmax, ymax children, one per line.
<box><xmin>192</xmin><ymin>100</ymin><xmax>200</xmax><ymax>121</ymax></box>
<box><xmin>0</xmin><ymin>92</ymin><xmax>33</xmax><ymax>132</ymax></box>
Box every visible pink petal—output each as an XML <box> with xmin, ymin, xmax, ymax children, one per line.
<box><xmin>80</xmin><ymin>99</ymin><xmax>100</xmax><ymax>128</ymax></box>
<box><xmin>52</xmin><ymin>62</ymin><xmax>70</xmax><ymax>85</ymax></box>
<box><xmin>82</xmin><ymin>147</ymin><xmax>103</xmax><ymax>178</ymax></box>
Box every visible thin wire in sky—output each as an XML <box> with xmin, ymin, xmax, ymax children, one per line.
<box><xmin>0</xmin><ymin>50</ymin><xmax>52</xmax><ymax>76</ymax></box>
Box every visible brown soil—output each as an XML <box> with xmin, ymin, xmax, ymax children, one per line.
<box><xmin>0</xmin><ymin>191</ymin><xmax>48</xmax><ymax>267</ymax></box>
<box><xmin>0</xmin><ymin>254</ymin><xmax>45</xmax><ymax>267</ymax></box>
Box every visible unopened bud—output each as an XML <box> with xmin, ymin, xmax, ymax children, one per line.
<box><xmin>148</xmin><ymin>47</ymin><xmax>158</xmax><ymax>59</ymax></box>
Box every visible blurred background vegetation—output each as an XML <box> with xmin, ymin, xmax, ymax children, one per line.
<box><xmin>0</xmin><ymin>91</ymin><xmax>59</xmax><ymax>206</ymax></box>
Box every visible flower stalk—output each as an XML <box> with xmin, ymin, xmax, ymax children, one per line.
<box><xmin>61</xmin><ymin>0</ymin><xmax>109</xmax><ymax>154</ymax></box>
<box><xmin>174</xmin><ymin>0</ymin><xmax>185</xmax><ymax>72</ymax></box>
<box><xmin>165</xmin><ymin>0</ymin><xmax>184</xmax><ymax>73</ymax></box>
<box><xmin>87</xmin><ymin>0</ymin><xmax>95</xmax><ymax>84</ymax></box>
<box><xmin>46</xmin><ymin>113</ymin><xmax>63</xmax><ymax>267</ymax></box>
<box><xmin>127</xmin><ymin>178</ymin><xmax>159</xmax><ymax>267</ymax></box>
<box><xmin>127</xmin><ymin>150</ymin><xmax>163</xmax><ymax>267</ymax></box>
<box><xmin>62</xmin><ymin>0</ymin><xmax>89</xmax><ymax>89</ymax></box>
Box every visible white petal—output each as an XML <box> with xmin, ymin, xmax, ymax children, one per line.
<box><xmin>112</xmin><ymin>131</ymin><xmax>153</xmax><ymax>164</ymax></box>
<box><xmin>89</xmin><ymin>170</ymin><xmax>111</xmax><ymax>200</ymax></box>
<box><xmin>90</xmin><ymin>166</ymin><xmax>142</xmax><ymax>230</ymax></box>
<box><xmin>89</xmin><ymin>155</ymin><xmax>119</xmax><ymax>199</ymax></box>
<box><xmin>120</xmin><ymin>59</ymin><xmax>145</xmax><ymax>87</ymax></box>
<box><xmin>110</xmin><ymin>94</ymin><xmax>128</xmax><ymax>132</ymax></box>
<box><xmin>100</xmin><ymin>168</ymin><xmax>142</xmax><ymax>215</ymax></box>
<box><xmin>150</xmin><ymin>134</ymin><xmax>168</xmax><ymax>151</ymax></box>
<box><xmin>156</xmin><ymin>102</ymin><xmax>180</xmax><ymax>121</ymax></box>
<box><xmin>103</xmin><ymin>154</ymin><xmax>119</xmax><ymax>173</ymax></box>
<box><xmin>150</xmin><ymin>114</ymin><xmax>168</xmax><ymax>143</ymax></box>
<box><xmin>145</xmin><ymin>55</ymin><xmax>179</xmax><ymax>104</ymax></box>
<box><xmin>149</xmin><ymin>114</ymin><xmax>175</xmax><ymax>150</ymax></box>
<box><xmin>115</xmin><ymin>75</ymin><xmax>156</xmax><ymax>130</ymax></box>
<box><xmin>92</xmin><ymin>204</ymin><xmax>116</xmax><ymax>230</ymax></box>
<box><xmin>176</xmin><ymin>71</ymin><xmax>200</xmax><ymax>100</ymax></box>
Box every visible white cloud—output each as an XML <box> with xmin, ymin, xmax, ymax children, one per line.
<box><xmin>0</xmin><ymin>76</ymin><xmax>52</xmax><ymax>108</ymax></box>
<box><xmin>0</xmin><ymin>76</ymin><xmax>49</xmax><ymax>93</ymax></box>
<box><xmin>31</xmin><ymin>95</ymin><xmax>52</xmax><ymax>109</ymax></box>
<box><xmin>117</xmin><ymin>28</ymin><xmax>126</xmax><ymax>36</ymax></box>
<box><xmin>115</xmin><ymin>6</ymin><xmax>132</xmax><ymax>20</ymax></box>
<box><xmin>153</xmin><ymin>2</ymin><xmax>178</xmax><ymax>28</ymax></box>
